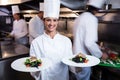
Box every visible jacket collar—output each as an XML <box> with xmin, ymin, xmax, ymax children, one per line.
<box><xmin>43</xmin><ymin>32</ymin><xmax>60</xmax><ymax>39</ymax></box>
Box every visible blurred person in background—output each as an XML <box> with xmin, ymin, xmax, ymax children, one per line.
<box><xmin>73</xmin><ymin>0</ymin><xmax>108</xmax><ymax>80</ymax></box>
<box><xmin>29</xmin><ymin>0</ymin><xmax>73</xmax><ymax>80</ymax></box>
<box><xmin>10</xmin><ymin>5</ymin><xmax>28</xmax><ymax>46</ymax></box>
<box><xmin>29</xmin><ymin>3</ymin><xmax>44</xmax><ymax>44</ymax></box>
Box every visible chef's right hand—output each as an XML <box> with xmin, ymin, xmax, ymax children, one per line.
<box><xmin>101</xmin><ymin>53</ymin><xmax>108</xmax><ymax>60</ymax></box>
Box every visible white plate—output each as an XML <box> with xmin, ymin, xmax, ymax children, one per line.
<box><xmin>62</xmin><ymin>55</ymin><xmax>100</xmax><ymax>67</ymax></box>
<box><xmin>11</xmin><ymin>57</ymin><xmax>52</xmax><ymax>72</ymax></box>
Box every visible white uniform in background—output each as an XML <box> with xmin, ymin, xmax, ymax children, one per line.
<box><xmin>73</xmin><ymin>12</ymin><xmax>101</xmax><ymax>80</ymax></box>
<box><xmin>73</xmin><ymin>12</ymin><xmax>102</xmax><ymax>58</ymax></box>
<box><xmin>11</xmin><ymin>19</ymin><xmax>28</xmax><ymax>39</ymax></box>
<box><xmin>29</xmin><ymin>2</ymin><xmax>44</xmax><ymax>44</ymax></box>
<box><xmin>11</xmin><ymin>5</ymin><xmax>28</xmax><ymax>45</ymax></box>
<box><xmin>30</xmin><ymin>33</ymin><xmax>73</xmax><ymax>80</ymax></box>
<box><xmin>29</xmin><ymin>15</ymin><xmax>44</xmax><ymax>44</ymax></box>
<box><xmin>73</xmin><ymin>0</ymin><xmax>105</xmax><ymax>80</ymax></box>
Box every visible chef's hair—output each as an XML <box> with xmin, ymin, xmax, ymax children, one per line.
<box><xmin>86</xmin><ymin>5</ymin><xmax>99</xmax><ymax>13</ymax></box>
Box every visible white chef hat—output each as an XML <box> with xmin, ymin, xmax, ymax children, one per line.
<box><xmin>44</xmin><ymin>0</ymin><xmax>60</xmax><ymax>19</ymax></box>
<box><xmin>39</xmin><ymin>2</ymin><xmax>44</xmax><ymax>11</ymax></box>
<box><xmin>11</xmin><ymin>5</ymin><xmax>20</xmax><ymax>15</ymax></box>
<box><xmin>87</xmin><ymin>0</ymin><xmax>105</xmax><ymax>9</ymax></box>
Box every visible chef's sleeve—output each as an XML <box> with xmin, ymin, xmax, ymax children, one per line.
<box><xmin>84</xmin><ymin>18</ymin><xmax>102</xmax><ymax>58</ymax></box>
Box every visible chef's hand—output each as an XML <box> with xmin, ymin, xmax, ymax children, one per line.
<box><xmin>6</xmin><ymin>33</ymin><xmax>13</xmax><ymax>38</ymax></box>
<box><xmin>101</xmin><ymin>53</ymin><xmax>108</xmax><ymax>60</ymax></box>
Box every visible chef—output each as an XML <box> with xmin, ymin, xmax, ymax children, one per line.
<box><xmin>10</xmin><ymin>5</ymin><xmax>28</xmax><ymax>46</ymax></box>
<box><xmin>73</xmin><ymin>0</ymin><xmax>108</xmax><ymax>80</ymax></box>
<box><xmin>30</xmin><ymin>0</ymin><xmax>73</xmax><ymax>80</ymax></box>
<box><xmin>29</xmin><ymin>2</ymin><xmax>44</xmax><ymax>44</ymax></box>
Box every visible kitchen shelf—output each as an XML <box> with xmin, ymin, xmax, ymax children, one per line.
<box><xmin>99</xmin><ymin>21</ymin><xmax>120</xmax><ymax>24</ymax></box>
<box><xmin>98</xmin><ymin>9</ymin><xmax>120</xmax><ymax>13</ymax></box>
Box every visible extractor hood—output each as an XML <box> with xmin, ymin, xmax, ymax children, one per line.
<box><xmin>61</xmin><ymin>0</ymin><xmax>120</xmax><ymax>10</ymax></box>
<box><xmin>104</xmin><ymin>0</ymin><xmax>120</xmax><ymax>9</ymax></box>
<box><xmin>61</xmin><ymin>0</ymin><xmax>87</xmax><ymax>10</ymax></box>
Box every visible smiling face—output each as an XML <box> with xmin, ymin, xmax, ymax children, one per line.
<box><xmin>44</xmin><ymin>17</ymin><xmax>59</xmax><ymax>33</ymax></box>
<box><xmin>13</xmin><ymin>13</ymin><xmax>20</xmax><ymax>20</ymax></box>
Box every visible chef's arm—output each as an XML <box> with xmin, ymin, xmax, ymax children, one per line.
<box><xmin>85</xmin><ymin>19</ymin><xmax>102</xmax><ymax>58</ymax></box>
<box><xmin>9</xmin><ymin>31</ymin><xmax>14</xmax><ymax>37</ymax></box>
<box><xmin>85</xmin><ymin>40</ymin><xmax>102</xmax><ymax>58</ymax></box>
<box><xmin>30</xmin><ymin>42</ymin><xmax>36</xmax><ymax>57</ymax></box>
<box><xmin>29</xmin><ymin>21</ymin><xmax>40</xmax><ymax>38</ymax></box>
<box><xmin>29</xmin><ymin>39</ymin><xmax>43</xmax><ymax>79</ymax></box>
<box><xmin>85</xmin><ymin>39</ymin><xmax>108</xmax><ymax>59</ymax></box>
<box><xmin>10</xmin><ymin>25</ymin><xmax>15</xmax><ymax>36</ymax></box>
<box><xmin>30</xmin><ymin>40</ymin><xmax>43</xmax><ymax>58</ymax></box>
<box><xmin>9</xmin><ymin>21</ymin><xmax>15</xmax><ymax>36</ymax></box>
<box><xmin>65</xmin><ymin>38</ymin><xmax>73</xmax><ymax>56</ymax></box>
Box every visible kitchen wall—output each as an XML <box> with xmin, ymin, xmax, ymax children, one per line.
<box><xmin>0</xmin><ymin>10</ymin><xmax>120</xmax><ymax>45</ymax></box>
<box><xmin>108</xmin><ymin>0</ymin><xmax>120</xmax><ymax>9</ymax></box>
<box><xmin>98</xmin><ymin>22</ymin><xmax>120</xmax><ymax>44</ymax></box>
<box><xmin>97</xmin><ymin>12</ymin><xmax>120</xmax><ymax>45</ymax></box>
<box><xmin>0</xmin><ymin>16</ymin><xmax>13</xmax><ymax>32</ymax></box>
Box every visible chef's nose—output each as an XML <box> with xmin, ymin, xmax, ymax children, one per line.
<box><xmin>50</xmin><ymin>20</ymin><xmax>55</xmax><ymax>26</ymax></box>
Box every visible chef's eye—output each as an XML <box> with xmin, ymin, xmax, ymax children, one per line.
<box><xmin>53</xmin><ymin>19</ymin><xmax>58</xmax><ymax>22</ymax></box>
<box><xmin>46</xmin><ymin>19</ymin><xmax>51</xmax><ymax>21</ymax></box>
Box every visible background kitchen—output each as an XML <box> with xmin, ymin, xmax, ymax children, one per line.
<box><xmin>0</xmin><ymin>0</ymin><xmax>120</xmax><ymax>80</ymax></box>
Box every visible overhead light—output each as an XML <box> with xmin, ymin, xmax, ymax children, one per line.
<box><xmin>21</xmin><ymin>10</ymin><xmax>38</xmax><ymax>14</ymax></box>
<box><xmin>60</xmin><ymin>7</ymin><xmax>72</xmax><ymax>12</ymax></box>
<box><xmin>0</xmin><ymin>0</ymin><xmax>31</xmax><ymax>5</ymax></box>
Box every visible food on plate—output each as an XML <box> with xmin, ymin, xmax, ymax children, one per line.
<box><xmin>100</xmin><ymin>51</ymin><xmax>120</xmax><ymax>65</ymax></box>
<box><xmin>71</xmin><ymin>53</ymin><xmax>89</xmax><ymax>63</ymax></box>
<box><xmin>109</xmin><ymin>53</ymin><xmax>117</xmax><ymax>60</ymax></box>
<box><xmin>24</xmin><ymin>57</ymin><xmax>42</xmax><ymax>67</ymax></box>
<box><xmin>109</xmin><ymin>53</ymin><xmax>120</xmax><ymax>64</ymax></box>
<box><xmin>109</xmin><ymin>51</ymin><xmax>119</xmax><ymax>60</ymax></box>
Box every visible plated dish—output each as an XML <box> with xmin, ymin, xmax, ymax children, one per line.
<box><xmin>11</xmin><ymin>57</ymin><xmax>52</xmax><ymax>72</ymax></box>
<box><xmin>62</xmin><ymin>54</ymin><xmax>100</xmax><ymax>67</ymax></box>
<box><xmin>71</xmin><ymin>53</ymin><xmax>89</xmax><ymax>63</ymax></box>
<box><xmin>24</xmin><ymin>57</ymin><xmax>42</xmax><ymax>67</ymax></box>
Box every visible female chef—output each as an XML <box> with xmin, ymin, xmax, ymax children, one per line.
<box><xmin>30</xmin><ymin>0</ymin><xmax>73</xmax><ymax>80</ymax></box>
<box><xmin>73</xmin><ymin>0</ymin><xmax>108</xmax><ymax>80</ymax></box>
<box><xmin>10</xmin><ymin>5</ymin><xmax>28</xmax><ymax>46</ymax></box>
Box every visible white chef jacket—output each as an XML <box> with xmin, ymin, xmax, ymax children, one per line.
<box><xmin>29</xmin><ymin>15</ymin><xmax>44</xmax><ymax>44</ymax></box>
<box><xmin>30</xmin><ymin>32</ymin><xmax>73</xmax><ymax>80</ymax></box>
<box><xmin>73</xmin><ymin>12</ymin><xmax>102</xmax><ymax>58</ymax></box>
<box><xmin>10</xmin><ymin>19</ymin><xmax>28</xmax><ymax>39</ymax></box>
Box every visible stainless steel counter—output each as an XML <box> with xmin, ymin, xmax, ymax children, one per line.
<box><xmin>0</xmin><ymin>41</ymin><xmax>34</xmax><ymax>80</ymax></box>
<box><xmin>0</xmin><ymin>40</ymin><xmax>29</xmax><ymax>59</ymax></box>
